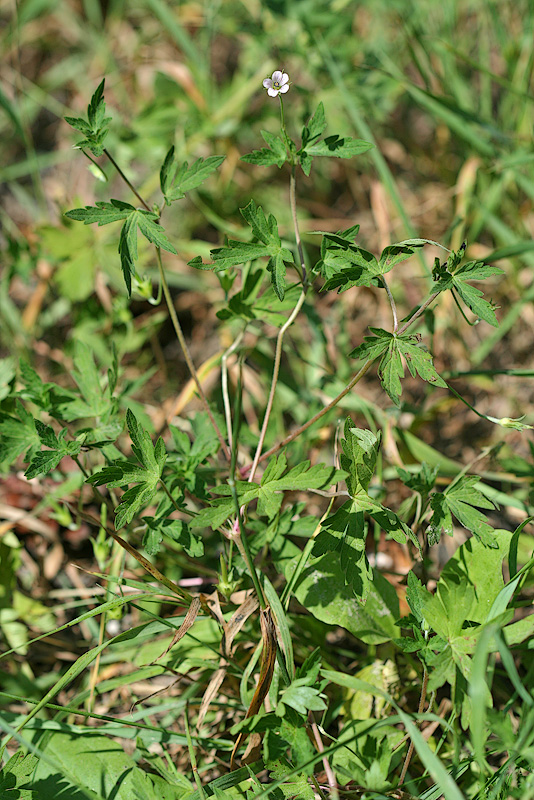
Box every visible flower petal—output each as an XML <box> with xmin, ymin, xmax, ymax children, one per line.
<box><xmin>272</xmin><ymin>70</ymin><xmax>283</xmax><ymax>83</ymax></box>
<box><xmin>279</xmin><ymin>83</ymin><xmax>290</xmax><ymax>93</ymax></box>
<box><xmin>263</xmin><ymin>78</ymin><xmax>273</xmax><ymax>88</ymax></box>
<box><xmin>267</xmin><ymin>87</ymin><xmax>279</xmax><ymax>97</ymax></box>
<box><xmin>279</xmin><ymin>73</ymin><xmax>289</xmax><ymax>85</ymax></box>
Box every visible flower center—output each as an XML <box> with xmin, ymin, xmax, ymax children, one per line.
<box><xmin>273</xmin><ymin>81</ymin><xmax>281</xmax><ymax>89</ymax></box>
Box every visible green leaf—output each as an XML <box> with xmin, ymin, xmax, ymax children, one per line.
<box><xmin>142</xmin><ymin>516</ymin><xmax>203</xmax><ymax>558</ymax></box>
<box><xmin>320</xmin><ymin>238</ymin><xmax>379</xmax><ymax>290</ymax></box>
<box><xmin>64</xmin><ymin>79</ymin><xmax>112</xmax><ymax>157</ymax></box>
<box><xmin>312</xmin><ymin>421</ymin><xmax>419</xmax><ymax>597</ymax></box>
<box><xmin>278</xmin><ymin>679</ymin><xmax>327</xmax><ymax>715</ymax></box>
<box><xmin>0</xmin><ymin>750</ymin><xmax>39</xmax><ymax>799</ymax></box>
<box><xmin>428</xmin><ymin>475</ymin><xmax>497</xmax><ymax>546</ymax></box>
<box><xmin>432</xmin><ymin>255</ymin><xmax>504</xmax><ymax>327</ymax></box>
<box><xmin>293</xmin><ymin>554</ymin><xmax>399</xmax><ymax>644</ymax></box>
<box><xmin>313</xmin><ymin>502</ymin><xmax>373</xmax><ymax>601</ymax></box>
<box><xmin>339</xmin><ymin>420</ymin><xmax>381</xmax><ymax>496</ymax></box>
<box><xmin>53</xmin><ymin>341</ymin><xmax>110</xmax><ymax>421</ymax></box>
<box><xmin>24</xmin><ymin>421</ymin><xmax>82</xmax><ymax>479</ymax></box>
<box><xmin>304</xmin><ymin>134</ymin><xmax>374</xmax><ymax>159</ymax></box>
<box><xmin>321</xmin><ymin>237</ymin><xmax>440</xmax><ymax>291</ymax></box>
<box><xmin>165</xmin><ymin>155</ymin><xmax>225</xmax><ymax>202</ymax></box>
<box><xmin>241</xmin><ymin>130</ymin><xmax>288</xmax><ymax>168</ymax></box>
<box><xmin>65</xmin><ymin>202</ymin><xmax>176</xmax><ymax>295</ymax></box>
<box><xmin>188</xmin><ymin>201</ymin><xmax>294</xmax><ymax>300</ymax></box>
<box><xmin>31</xmin><ymin>730</ymin><xmax>182</xmax><ymax>800</ymax></box>
<box><xmin>193</xmin><ymin>457</ymin><xmax>345</xmax><ymax>530</ymax></box>
<box><xmin>160</xmin><ymin>145</ymin><xmax>177</xmax><ymax>197</ymax></box>
<box><xmin>65</xmin><ymin>199</ymin><xmax>135</xmax><ymax>225</ymax></box>
<box><xmin>88</xmin><ymin>410</ymin><xmax>167</xmax><ymax>529</ymax></box>
<box><xmin>268</xmin><ymin>760</ymin><xmax>314</xmax><ymax>800</ymax></box>
<box><xmin>302</xmin><ymin>102</ymin><xmax>327</xmax><ymax>146</ymax></box>
<box><xmin>0</xmin><ymin>357</ymin><xmax>16</xmax><ymax>401</ymax></box>
<box><xmin>350</xmin><ymin>329</ymin><xmax>446</xmax><ymax>405</ymax></box>
<box><xmin>378</xmin><ymin>239</ymin><xmax>443</xmax><ymax>272</ymax></box>
<box><xmin>0</xmin><ymin>401</ymin><xmax>41</xmax><ymax>463</ymax></box>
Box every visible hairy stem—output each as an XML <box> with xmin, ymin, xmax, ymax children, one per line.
<box><xmin>103</xmin><ymin>148</ymin><xmax>230</xmax><ymax>458</ymax></box>
<box><xmin>248</xmin><ymin>289</ymin><xmax>306</xmax><ymax>482</ymax></box>
<box><xmin>290</xmin><ymin>164</ymin><xmax>307</xmax><ymax>285</ymax></box>
<box><xmin>104</xmin><ymin>149</ymin><xmax>151</xmax><ymax>211</ymax></box>
<box><xmin>229</xmin><ymin>480</ymin><xmax>267</xmax><ymax>609</ymax></box>
<box><xmin>155</xmin><ymin>248</ymin><xmax>230</xmax><ymax>460</ymax></box>
<box><xmin>240</xmin><ymin>288</ymin><xmax>443</xmax><ymax>473</ymax></box>
<box><xmin>221</xmin><ymin>328</ymin><xmax>246</xmax><ymax>453</ymax></box>
<box><xmin>397</xmin><ymin>291</ymin><xmax>440</xmax><ymax>336</ymax></box>
<box><xmin>399</xmin><ymin>666</ymin><xmax>429</xmax><ymax>784</ymax></box>
<box><xmin>248</xmin><ymin>155</ymin><xmax>308</xmax><ymax>482</ymax></box>
<box><xmin>381</xmin><ymin>275</ymin><xmax>398</xmax><ymax>332</ymax></box>
<box><xmin>309</xmin><ymin>716</ymin><xmax>339</xmax><ymax>800</ymax></box>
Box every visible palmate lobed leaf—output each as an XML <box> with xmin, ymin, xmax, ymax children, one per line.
<box><xmin>159</xmin><ymin>148</ymin><xmax>225</xmax><ymax>202</ymax></box>
<box><xmin>350</xmin><ymin>328</ymin><xmax>446</xmax><ymax>405</ymax></box>
<box><xmin>241</xmin><ymin>130</ymin><xmax>288</xmax><ymax>168</ymax></box>
<box><xmin>87</xmin><ymin>410</ymin><xmax>167</xmax><ymax>530</ymax></box>
<box><xmin>64</xmin><ymin>79</ymin><xmax>111</xmax><ymax>157</ymax></box>
<box><xmin>188</xmin><ymin>200</ymin><xmax>294</xmax><ymax>299</ymax></box>
<box><xmin>65</xmin><ymin>202</ymin><xmax>177</xmax><ymax>295</ymax></box>
<box><xmin>427</xmin><ymin>475</ymin><xmax>497</xmax><ymax>546</ymax></box>
<box><xmin>304</xmin><ymin>134</ymin><xmax>374</xmax><ymax>159</ymax></box>
<box><xmin>192</xmin><ymin>456</ymin><xmax>345</xmax><ymax>530</ymax></box>
<box><xmin>432</xmin><ymin>258</ymin><xmax>504</xmax><ymax>327</ymax></box>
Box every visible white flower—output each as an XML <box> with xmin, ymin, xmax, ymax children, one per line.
<box><xmin>263</xmin><ymin>70</ymin><xmax>290</xmax><ymax>98</ymax></box>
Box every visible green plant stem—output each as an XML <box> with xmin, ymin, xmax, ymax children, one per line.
<box><xmin>240</xmin><ymin>289</ymin><xmax>442</xmax><ymax>474</ymax></box>
<box><xmin>184</xmin><ymin>705</ymin><xmax>206</xmax><ymax>799</ymax></box>
<box><xmin>155</xmin><ymin>248</ymin><xmax>230</xmax><ymax>460</ymax></box>
<box><xmin>399</xmin><ymin>665</ymin><xmax>429</xmax><ymax>785</ymax></box>
<box><xmin>397</xmin><ymin>291</ymin><xmax>440</xmax><ymax>336</ymax></box>
<box><xmin>103</xmin><ymin>148</ymin><xmax>230</xmax><ymax>459</ymax></box>
<box><xmin>160</xmin><ymin>479</ymin><xmax>183</xmax><ymax>513</ymax></box>
<box><xmin>248</xmin><ymin>151</ymin><xmax>307</xmax><ymax>482</ymax></box>
<box><xmin>381</xmin><ymin>275</ymin><xmax>398</xmax><ymax>332</ymax></box>
<box><xmin>221</xmin><ymin>327</ymin><xmax>246</xmax><ymax>453</ymax></box>
<box><xmin>248</xmin><ymin>288</ymin><xmax>306</xmax><ymax>482</ymax></box>
<box><xmin>229</xmin><ymin>479</ymin><xmax>267</xmax><ymax>609</ymax></box>
<box><xmin>290</xmin><ymin>164</ymin><xmax>307</xmax><ymax>284</ymax></box>
<box><xmin>103</xmin><ymin>148</ymin><xmax>151</xmax><ymax>211</ymax></box>
<box><xmin>248</xmin><ymin>357</ymin><xmax>375</xmax><ymax>471</ymax></box>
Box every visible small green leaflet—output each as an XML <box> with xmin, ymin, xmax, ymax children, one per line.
<box><xmin>188</xmin><ymin>200</ymin><xmax>294</xmax><ymax>300</ymax></box>
<box><xmin>24</xmin><ymin>420</ymin><xmax>82</xmax><ymax>479</ymax></box>
<box><xmin>88</xmin><ymin>409</ymin><xmax>167</xmax><ymax>529</ymax></box>
<box><xmin>297</xmin><ymin>102</ymin><xmax>373</xmax><ymax>176</ymax></box>
<box><xmin>0</xmin><ymin>750</ymin><xmax>39</xmax><ymax>800</ymax></box>
<box><xmin>53</xmin><ymin>341</ymin><xmax>112</xmax><ymax>421</ymax></box>
<box><xmin>432</xmin><ymin>255</ymin><xmax>503</xmax><ymax>327</ymax></box>
<box><xmin>192</xmin><ymin>453</ymin><xmax>345</xmax><ymax>530</ymax></box>
<box><xmin>160</xmin><ymin>147</ymin><xmax>225</xmax><ymax>204</ymax></box>
<box><xmin>277</xmin><ymin>678</ymin><xmax>327</xmax><ymax>716</ymax></box>
<box><xmin>268</xmin><ymin>760</ymin><xmax>314</xmax><ymax>800</ymax></box>
<box><xmin>313</xmin><ymin>422</ymin><xmax>419</xmax><ymax>601</ymax></box>
<box><xmin>350</xmin><ymin>327</ymin><xmax>447</xmax><ymax>405</ymax></box>
<box><xmin>65</xmin><ymin>200</ymin><xmax>177</xmax><ymax>295</ymax></box>
<box><xmin>0</xmin><ymin>401</ymin><xmax>41</xmax><ymax>463</ymax></box>
<box><xmin>241</xmin><ymin>130</ymin><xmax>288</xmax><ymax>168</ymax></box>
<box><xmin>64</xmin><ymin>78</ymin><xmax>111</xmax><ymax>157</ymax></box>
<box><xmin>321</xmin><ymin>238</ymin><xmax>441</xmax><ymax>292</ymax></box>
<box><xmin>427</xmin><ymin>475</ymin><xmax>497</xmax><ymax>546</ymax></box>
<box><xmin>142</xmin><ymin>516</ymin><xmax>203</xmax><ymax>558</ymax></box>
